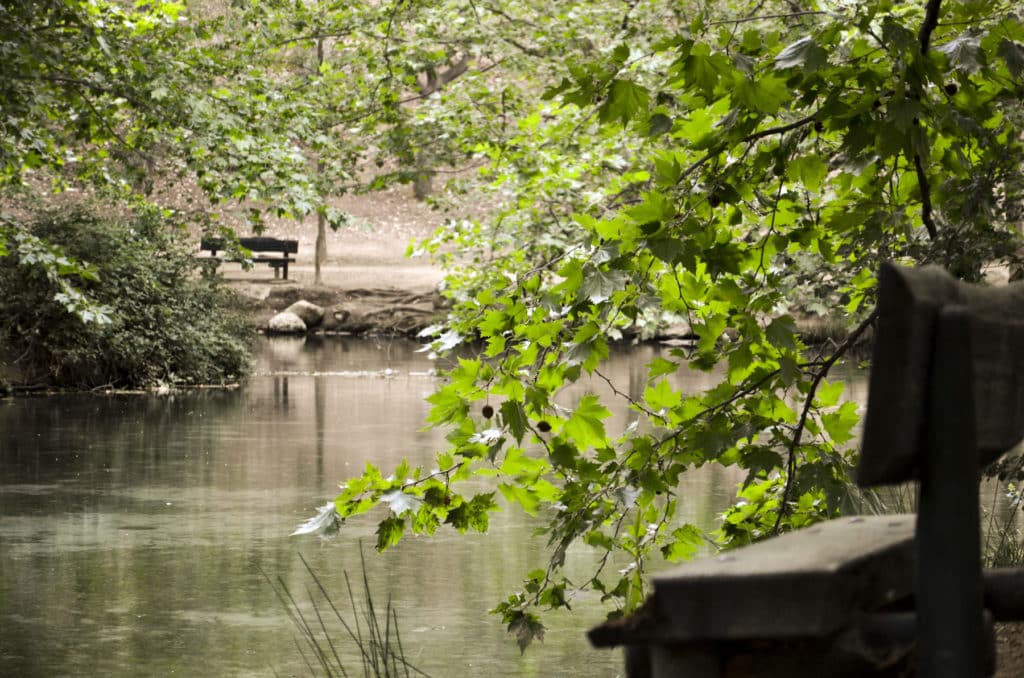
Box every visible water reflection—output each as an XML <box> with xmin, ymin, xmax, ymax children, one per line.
<box><xmin>1</xmin><ymin>337</ymin><xmax>747</xmax><ymax>677</ymax></box>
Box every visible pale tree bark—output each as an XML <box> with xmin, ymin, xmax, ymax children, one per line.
<box><xmin>315</xmin><ymin>196</ymin><xmax>327</xmax><ymax>285</ymax></box>
<box><xmin>314</xmin><ymin>35</ymin><xmax>327</xmax><ymax>285</ymax></box>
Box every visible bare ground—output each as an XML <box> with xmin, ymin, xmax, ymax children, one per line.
<box><xmin>216</xmin><ymin>184</ymin><xmax>449</xmax><ymax>334</ymax></box>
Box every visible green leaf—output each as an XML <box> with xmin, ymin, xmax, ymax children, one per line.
<box><xmin>584</xmin><ymin>530</ymin><xmax>615</xmax><ymax>550</ymax></box>
<box><xmin>647</xmin><ymin>356</ymin><xmax>679</xmax><ymax>381</ymax></box>
<box><xmin>563</xmin><ymin>394</ymin><xmax>611</xmax><ymax>450</ymax></box>
<box><xmin>787</xmin><ymin>155</ymin><xmax>828</xmax><ymax>192</ymax></box>
<box><xmin>938</xmin><ymin>33</ymin><xmax>982</xmax><ymax>74</ymax></box>
<box><xmin>507</xmin><ymin>611</ymin><xmax>545</xmax><ymax>653</ymax></box>
<box><xmin>774</xmin><ymin>37</ymin><xmax>828</xmax><ymax>71</ymax></box>
<box><xmin>599</xmin><ymin>79</ymin><xmax>650</xmax><ymax>126</ymax></box>
<box><xmin>998</xmin><ymin>39</ymin><xmax>1024</xmax><ymax>79</ymax></box>
<box><xmin>682</xmin><ymin>46</ymin><xmax>727</xmax><ymax>96</ymax></box>
<box><xmin>644</xmin><ymin>378</ymin><xmax>682</xmax><ymax>411</ymax></box>
<box><xmin>626</xmin><ymin>191</ymin><xmax>676</xmax><ymax>225</ymax></box>
<box><xmin>376</xmin><ymin>516</ymin><xmax>405</xmax><ymax>551</ymax></box>
<box><xmin>426</xmin><ymin>385</ymin><xmax>469</xmax><ymax>426</ymax></box>
<box><xmin>580</xmin><ymin>266</ymin><xmax>628</xmax><ymax>304</ymax></box>
<box><xmin>661</xmin><ymin>524</ymin><xmax>706</xmax><ymax>562</ymax></box>
<box><xmin>500</xmin><ymin>400</ymin><xmax>529</xmax><ymax>443</ymax></box>
<box><xmin>465</xmin><ymin>492</ymin><xmax>498</xmax><ymax>532</ymax></box>
<box><xmin>646</xmin><ymin>112</ymin><xmax>673</xmax><ymax>137</ymax></box>
<box><xmin>741</xmin><ymin>446</ymin><xmax>785</xmax><ymax>475</ymax></box>
<box><xmin>814</xmin><ymin>380</ymin><xmax>845</xmax><ymax>408</ymax></box>
<box><xmin>549</xmin><ymin>441</ymin><xmax>578</xmax><ymax>470</ymax></box>
<box><xmin>734</xmin><ymin>75</ymin><xmax>789</xmax><ymax>114</ymax></box>
<box><xmin>821</xmin><ymin>401</ymin><xmax>859</xmax><ymax>445</ymax></box>
<box><xmin>765</xmin><ymin>316</ymin><xmax>798</xmax><ymax>351</ymax></box>
<box><xmin>499</xmin><ymin>482</ymin><xmax>541</xmax><ymax>515</ymax></box>
<box><xmin>886</xmin><ymin>97</ymin><xmax>922</xmax><ymax>132</ymax></box>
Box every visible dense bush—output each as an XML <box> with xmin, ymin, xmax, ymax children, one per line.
<box><xmin>0</xmin><ymin>205</ymin><xmax>251</xmax><ymax>389</ymax></box>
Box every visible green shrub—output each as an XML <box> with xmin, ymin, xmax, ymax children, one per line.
<box><xmin>0</xmin><ymin>204</ymin><xmax>251</xmax><ymax>388</ymax></box>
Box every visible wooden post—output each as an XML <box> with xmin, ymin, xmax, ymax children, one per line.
<box><xmin>916</xmin><ymin>305</ymin><xmax>985</xmax><ymax>677</ymax></box>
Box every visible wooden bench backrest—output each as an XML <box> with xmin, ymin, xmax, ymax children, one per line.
<box><xmin>858</xmin><ymin>262</ymin><xmax>1024</xmax><ymax>486</ymax></box>
<box><xmin>200</xmin><ymin>237</ymin><xmax>298</xmax><ymax>254</ymax></box>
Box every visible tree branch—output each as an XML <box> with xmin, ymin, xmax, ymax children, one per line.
<box><xmin>771</xmin><ymin>308</ymin><xmax>879</xmax><ymax>535</ymax></box>
<box><xmin>914</xmin><ymin>153</ymin><xmax>938</xmax><ymax>240</ymax></box>
<box><xmin>675</xmin><ymin>114</ymin><xmax>817</xmax><ymax>186</ymax></box>
<box><xmin>706</xmin><ymin>10</ymin><xmax>828</xmax><ymax>27</ymax></box>
<box><xmin>914</xmin><ymin>0</ymin><xmax>942</xmax><ymax>241</ymax></box>
<box><xmin>919</xmin><ymin>0</ymin><xmax>942</xmax><ymax>54</ymax></box>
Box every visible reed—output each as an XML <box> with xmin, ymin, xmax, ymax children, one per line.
<box><xmin>264</xmin><ymin>549</ymin><xmax>431</xmax><ymax>678</ymax></box>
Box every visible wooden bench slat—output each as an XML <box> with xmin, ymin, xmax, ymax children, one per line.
<box><xmin>589</xmin><ymin>262</ymin><xmax>1024</xmax><ymax>676</ymax></box>
<box><xmin>200</xmin><ymin>237</ymin><xmax>299</xmax><ymax>254</ymax></box>
<box><xmin>636</xmin><ymin>516</ymin><xmax>913</xmax><ymax>642</ymax></box>
<box><xmin>198</xmin><ymin>237</ymin><xmax>299</xmax><ymax>279</ymax></box>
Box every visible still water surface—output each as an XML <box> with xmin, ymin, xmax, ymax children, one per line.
<box><xmin>1</xmin><ymin>337</ymin><xmax>747</xmax><ymax>677</ymax></box>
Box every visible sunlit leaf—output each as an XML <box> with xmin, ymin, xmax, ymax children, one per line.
<box><xmin>376</xmin><ymin>516</ymin><xmax>405</xmax><ymax>551</ymax></box>
<box><xmin>290</xmin><ymin>503</ymin><xmax>342</xmax><ymax>537</ymax></box>
<box><xmin>580</xmin><ymin>266</ymin><xmax>628</xmax><ymax>304</ymax></box>
<box><xmin>938</xmin><ymin>32</ymin><xmax>983</xmax><ymax>74</ymax></box>
<box><xmin>563</xmin><ymin>394</ymin><xmax>611</xmax><ymax>450</ymax></box>
<box><xmin>381</xmin><ymin>489</ymin><xmax>424</xmax><ymax>516</ymax></box>
<box><xmin>774</xmin><ymin>37</ymin><xmax>828</xmax><ymax>71</ymax></box>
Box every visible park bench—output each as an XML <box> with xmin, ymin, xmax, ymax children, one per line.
<box><xmin>199</xmin><ymin>236</ymin><xmax>298</xmax><ymax>280</ymax></box>
<box><xmin>588</xmin><ymin>262</ymin><xmax>1024</xmax><ymax>677</ymax></box>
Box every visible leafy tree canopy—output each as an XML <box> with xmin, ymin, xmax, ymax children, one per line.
<box><xmin>321</xmin><ymin>0</ymin><xmax>1024</xmax><ymax>649</ymax></box>
<box><xmin>4</xmin><ymin>0</ymin><xmax>1024</xmax><ymax>649</ymax></box>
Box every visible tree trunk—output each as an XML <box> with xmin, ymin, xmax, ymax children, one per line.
<box><xmin>413</xmin><ymin>156</ymin><xmax>434</xmax><ymax>201</ymax></box>
<box><xmin>314</xmin><ymin>36</ymin><xmax>327</xmax><ymax>286</ymax></box>
<box><xmin>413</xmin><ymin>54</ymin><xmax>470</xmax><ymax>201</ymax></box>
<box><xmin>315</xmin><ymin>208</ymin><xmax>326</xmax><ymax>286</ymax></box>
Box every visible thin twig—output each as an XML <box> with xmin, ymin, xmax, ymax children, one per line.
<box><xmin>705</xmin><ymin>10</ymin><xmax>828</xmax><ymax>27</ymax></box>
<box><xmin>912</xmin><ymin>0</ymin><xmax>942</xmax><ymax>241</ymax></box>
<box><xmin>914</xmin><ymin>153</ymin><xmax>938</xmax><ymax>240</ymax></box>
<box><xmin>675</xmin><ymin>114</ymin><xmax>817</xmax><ymax>187</ymax></box>
<box><xmin>771</xmin><ymin>308</ymin><xmax>879</xmax><ymax>535</ymax></box>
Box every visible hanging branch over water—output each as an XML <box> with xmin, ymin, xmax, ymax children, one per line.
<box><xmin>772</xmin><ymin>309</ymin><xmax>880</xmax><ymax>535</ymax></box>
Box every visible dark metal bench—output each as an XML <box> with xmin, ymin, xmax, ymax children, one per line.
<box><xmin>589</xmin><ymin>262</ymin><xmax>1024</xmax><ymax>677</ymax></box>
<box><xmin>199</xmin><ymin>236</ymin><xmax>298</xmax><ymax>280</ymax></box>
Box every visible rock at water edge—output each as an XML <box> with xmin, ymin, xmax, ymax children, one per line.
<box><xmin>285</xmin><ymin>300</ymin><xmax>326</xmax><ymax>328</ymax></box>
<box><xmin>267</xmin><ymin>311</ymin><xmax>307</xmax><ymax>334</ymax></box>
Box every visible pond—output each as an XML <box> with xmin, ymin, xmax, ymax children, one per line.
<box><xmin>1</xmin><ymin>337</ymin><xmax>760</xmax><ymax>677</ymax></box>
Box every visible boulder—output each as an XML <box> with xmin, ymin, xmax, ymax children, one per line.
<box><xmin>267</xmin><ymin>311</ymin><xmax>307</xmax><ymax>334</ymax></box>
<box><xmin>284</xmin><ymin>300</ymin><xmax>325</xmax><ymax>327</ymax></box>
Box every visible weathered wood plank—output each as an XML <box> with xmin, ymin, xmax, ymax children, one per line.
<box><xmin>637</xmin><ymin>516</ymin><xmax>914</xmax><ymax>642</ymax></box>
<box><xmin>199</xmin><ymin>237</ymin><xmax>299</xmax><ymax>279</ymax></box>
<box><xmin>200</xmin><ymin>236</ymin><xmax>299</xmax><ymax>254</ymax></box>
<box><xmin>859</xmin><ymin>262</ymin><xmax>1024</xmax><ymax>486</ymax></box>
